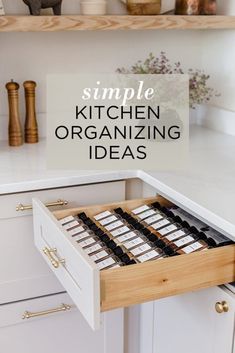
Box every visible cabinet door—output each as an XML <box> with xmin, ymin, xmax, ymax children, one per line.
<box><xmin>144</xmin><ymin>286</ymin><xmax>235</xmax><ymax>353</ymax></box>
<box><xmin>0</xmin><ymin>292</ymin><xmax>124</xmax><ymax>353</ymax></box>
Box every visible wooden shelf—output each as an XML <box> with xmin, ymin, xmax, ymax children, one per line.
<box><xmin>0</xmin><ymin>15</ymin><xmax>235</xmax><ymax>32</ymax></box>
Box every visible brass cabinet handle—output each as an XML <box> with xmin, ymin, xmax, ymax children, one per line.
<box><xmin>22</xmin><ymin>303</ymin><xmax>72</xmax><ymax>320</ymax></box>
<box><xmin>215</xmin><ymin>301</ymin><xmax>229</xmax><ymax>314</ymax></box>
<box><xmin>16</xmin><ymin>199</ymin><xmax>68</xmax><ymax>211</ymax></box>
<box><xmin>43</xmin><ymin>247</ymin><xmax>65</xmax><ymax>269</ymax></box>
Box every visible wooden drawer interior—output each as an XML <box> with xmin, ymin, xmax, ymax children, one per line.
<box><xmin>53</xmin><ymin>196</ymin><xmax>235</xmax><ymax>312</ymax></box>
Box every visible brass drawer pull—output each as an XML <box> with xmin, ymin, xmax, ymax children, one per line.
<box><xmin>215</xmin><ymin>301</ymin><xmax>229</xmax><ymax>314</ymax></box>
<box><xmin>22</xmin><ymin>303</ymin><xmax>72</xmax><ymax>320</ymax></box>
<box><xmin>43</xmin><ymin>247</ymin><xmax>65</xmax><ymax>269</ymax></box>
<box><xmin>16</xmin><ymin>199</ymin><xmax>68</xmax><ymax>211</ymax></box>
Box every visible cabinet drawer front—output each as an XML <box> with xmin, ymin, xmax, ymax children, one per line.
<box><xmin>0</xmin><ymin>292</ymin><xmax>75</xmax><ymax>328</ymax></box>
<box><xmin>33</xmin><ymin>196</ymin><xmax>235</xmax><ymax>330</ymax></box>
<box><xmin>33</xmin><ymin>199</ymin><xmax>100</xmax><ymax>330</ymax></box>
<box><xmin>0</xmin><ymin>181</ymin><xmax>125</xmax><ymax>220</ymax></box>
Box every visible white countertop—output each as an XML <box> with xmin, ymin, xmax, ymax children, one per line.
<box><xmin>0</xmin><ymin>140</ymin><xmax>137</xmax><ymax>194</ymax></box>
<box><xmin>0</xmin><ymin>125</ymin><xmax>235</xmax><ymax>239</ymax></box>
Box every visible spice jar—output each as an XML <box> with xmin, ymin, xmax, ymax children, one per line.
<box><xmin>175</xmin><ymin>0</ymin><xmax>200</xmax><ymax>15</ymax></box>
<box><xmin>199</xmin><ymin>0</ymin><xmax>216</xmax><ymax>15</ymax></box>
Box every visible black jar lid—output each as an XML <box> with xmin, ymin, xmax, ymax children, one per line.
<box><xmin>84</xmin><ymin>218</ymin><xmax>95</xmax><ymax>227</ymax></box>
<box><xmin>160</xmin><ymin>207</ymin><xmax>172</xmax><ymax>217</ymax></box>
<box><xmin>128</xmin><ymin>219</ymin><xmax>138</xmax><ymax>226</ymax></box>
<box><xmin>142</xmin><ymin>228</ymin><xmax>151</xmax><ymax>236</ymax></box>
<box><xmin>90</xmin><ymin>224</ymin><xmax>99</xmax><ymax>232</ymax></box>
<box><xmin>189</xmin><ymin>226</ymin><xmax>198</xmax><ymax>234</ymax></box>
<box><xmin>205</xmin><ymin>237</ymin><xmax>216</xmax><ymax>247</ymax></box>
<box><xmin>114</xmin><ymin>207</ymin><xmax>124</xmax><ymax>215</ymax></box>
<box><xmin>151</xmin><ymin>201</ymin><xmax>162</xmax><ymax>210</ymax></box>
<box><xmin>164</xmin><ymin>246</ymin><xmax>175</xmax><ymax>256</ymax></box>
<box><xmin>95</xmin><ymin>229</ymin><xmax>105</xmax><ymax>237</ymax></box>
<box><xmin>120</xmin><ymin>253</ymin><xmax>131</xmax><ymax>264</ymax></box>
<box><xmin>173</xmin><ymin>216</ymin><xmax>182</xmax><ymax>224</ymax></box>
<box><xmin>77</xmin><ymin>212</ymin><xmax>88</xmax><ymax>220</ymax></box>
<box><xmin>133</xmin><ymin>223</ymin><xmax>144</xmax><ymax>231</ymax></box>
<box><xmin>181</xmin><ymin>221</ymin><xmax>190</xmax><ymax>229</ymax></box>
<box><xmin>107</xmin><ymin>240</ymin><xmax>117</xmax><ymax>250</ymax></box>
<box><xmin>197</xmin><ymin>231</ymin><xmax>208</xmax><ymax>241</ymax></box>
<box><xmin>100</xmin><ymin>234</ymin><xmax>110</xmax><ymax>243</ymax></box>
<box><xmin>114</xmin><ymin>246</ymin><xmax>124</xmax><ymax>257</ymax></box>
<box><xmin>147</xmin><ymin>233</ymin><xmax>157</xmax><ymax>242</ymax></box>
<box><xmin>154</xmin><ymin>239</ymin><xmax>166</xmax><ymax>249</ymax></box>
<box><xmin>124</xmin><ymin>214</ymin><xmax>135</xmax><ymax>222</ymax></box>
<box><xmin>121</xmin><ymin>212</ymin><xmax>130</xmax><ymax>219</ymax></box>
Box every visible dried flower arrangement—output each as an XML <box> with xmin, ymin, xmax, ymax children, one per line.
<box><xmin>117</xmin><ymin>52</ymin><xmax>219</xmax><ymax>109</ymax></box>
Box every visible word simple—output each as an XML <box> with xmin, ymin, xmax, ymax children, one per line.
<box><xmin>82</xmin><ymin>80</ymin><xmax>155</xmax><ymax>106</ymax></box>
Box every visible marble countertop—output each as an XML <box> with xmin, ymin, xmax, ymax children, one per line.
<box><xmin>0</xmin><ymin>125</ymin><xmax>235</xmax><ymax>239</ymax></box>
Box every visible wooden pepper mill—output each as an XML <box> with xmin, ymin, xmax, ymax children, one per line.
<box><xmin>24</xmin><ymin>80</ymin><xmax>39</xmax><ymax>143</ymax></box>
<box><xmin>6</xmin><ymin>80</ymin><xmax>23</xmax><ymax>147</ymax></box>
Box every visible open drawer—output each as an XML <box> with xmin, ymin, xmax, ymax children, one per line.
<box><xmin>33</xmin><ymin>196</ymin><xmax>235</xmax><ymax>330</ymax></box>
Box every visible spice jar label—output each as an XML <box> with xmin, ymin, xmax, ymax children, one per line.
<box><xmin>174</xmin><ymin>235</ymin><xmax>195</xmax><ymax>247</ymax></box>
<box><xmin>68</xmin><ymin>226</ymin><xmax>86</xmax><ymax>236</ymax></box>
<box><xmin>132</xmin><ymin>205</ymin><xmax>150</xmax><ymax>215</ymax></box>
<box><xmin>84</xmin><ymin>243</ymin><xmax>103</xmax><ymax>255</ymax></box>
<box><xmin>131</xmin><ymin>244</ymin><xmax>152</xmax><ymax>256</ymax></box>
<box><xmin>59</xmin><ymin>215</ymin><xmax>75</xmax><ymax>225</ymax></box>
<box><xmin>158</xmin><ymin>224</ymin><xmax>178</xmax><ymax>236</ymax></box>
<box><xmin>79</xmin><ymin>237</ymin><xmax>96</xmax><ymax>248</ymax></box>
<box><xmin>138</xmin><ymin>209</ymin><xmax>156</xmax><ymax>220</ymax></box>
<box><xmin>63</xmin><ymin>220</ymin><xmax>80</xmax><ymax>230</ymax></box>
<box><xmin>182</xmin><ymin>242</ymin><xmax>203</xmax><ymax>254</ymax></box>
<box><xmin>72</xmin><ymin>231</ymin><xmax>91</xmax><ymax>241</ymax></box>
<box><xmin>94</xmin><ymin>210</ymin><xmax>112</xmax><ymax>221</ymax></box>
<box><xmin>111</xmin><ymin>226</ymin><xmax>130</xmax><ymax>237</ymax></box>
<box><xmin>137</xmin><ymin>250</ymin><xmax>160</xmax><ymax>263</ymax></box>
<box><xmin>165</xmin><ymin>229</ymin><xmax>186</xmax><ymax>241</ymax></box>
<box><xmin>124</xmin><ymin>237</ymin><xmax>144</xmax><ymax>249</ymax></box>
<box><xmin>105</xmin><ymin>220</ymin><xmax>124</xmax><ymax>231</ymax></box>
<box><xmin>90</xmin><ymin>250</ymin><xmax>109</xmax><ymax>262</ymax></box>
<box><xmin>144</xmin><ymin>213</ymin><xmax>163</xmax><ymax>225</ymax></box>
<box><xmin>100</xmin><ymin>215</ymin><xmax>118</xmax><ymax>226</ymax></box>
<box><xmin>97</xmin><ymin>257</ymin><xmax>116</xmax><ymax>270</ymax></box>
<box><xmin>152</xmin><ymin>219</ymin><xmax>170</xmax><ymax>230</ymax></box>
<box><xmin>117</xmin><ymin>231</ymin><xmax>137</xmax><ymax>242</ymax></box>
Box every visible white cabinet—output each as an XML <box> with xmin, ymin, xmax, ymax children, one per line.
<box><xmin>0</xmin><ymin>292</ymin><xmax>124</xmax><ymax>353</ymax></box>
<box><xmin>139</xmin><ymin>286</ymin><xmax>235</xmax><ymax>353</ymax></box>
<box><xmin>0</xmin><ymin>181</ymin><xmax>126</xmax><ymax>303</ymax></box>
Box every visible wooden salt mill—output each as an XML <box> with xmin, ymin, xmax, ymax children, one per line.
<box><xmin>24</xmin><ymin>80</ymin><xmax>38</xmax><ymax>143</ymax></box>
<box><xmin>6</xmin><ymin>80</ymin><xmax>23</xmax><ymax>147</ymax></box>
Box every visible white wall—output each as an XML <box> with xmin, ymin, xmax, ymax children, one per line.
<box><xmin>0</xmin><ymin>0</ymin><xmax>235</xmax><ymax>140</ymax></box>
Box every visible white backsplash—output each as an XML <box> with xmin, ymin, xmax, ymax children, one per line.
<box><xmin>0</xmin><ymin>0</ymin><xmax>235</xmax><ymax>140</ymax></box>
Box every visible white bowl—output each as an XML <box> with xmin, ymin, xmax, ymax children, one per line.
<box><xmin>80</xmin><ymin>1</ymin><xmax>107</xmax><ymax>15</ymax></box>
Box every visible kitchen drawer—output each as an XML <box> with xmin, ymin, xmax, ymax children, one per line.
<box><xmin>0</xmin><ymin>181</ymin><xmax>125</xmax><ymax>303</ymax></box>
<box><xmin>0</xmin><ymin>180</ymin><xmax>126</xmax><ymax>219</ymax></box>
<box><xmin>33</xmin><ymin>196</ymin><xmax>235</xmax><ymax>330</ymax></box>
<box><xmin>0</xmin><ymin>292</ymin><xmax>75</xmax><ymax>328</ymax></box>
<box><xmin>0</xmin><ymin>292</ymin><xmax>124</xmax><ymax>353</ymax></box>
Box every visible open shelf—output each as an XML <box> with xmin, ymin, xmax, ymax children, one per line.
<box><xmin>0</xmin><ymin>15</ymin><xmax>235</xmax><ymax>32</ymax></box>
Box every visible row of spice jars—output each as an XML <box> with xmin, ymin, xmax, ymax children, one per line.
<box><xmin>120</xmin><ymin>204</ymin><xmax>209</xmax><ymax>255</ymax></box>
<box><xmin>59</xmin><ymin>215</ymin><xmax>124</xmax><ymax>270</ymax></box>
<box><xmin>58</xmin><ymin>211</ymin><xmax>166</xmax><ymax>270</ymax></box>
<box><xmin>58</xmin><ymin>198</ymin><xmax>231</xmax><ymax>271</ymax></box>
